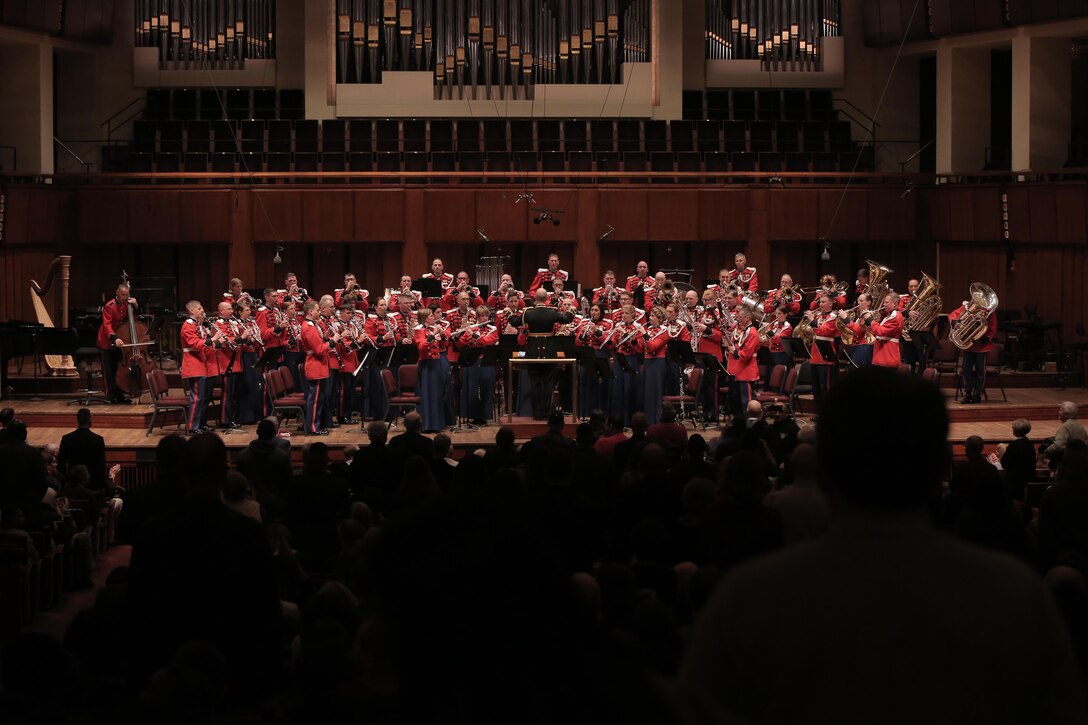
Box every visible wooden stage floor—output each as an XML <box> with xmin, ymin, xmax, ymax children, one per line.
<box><xmin>9</xmin><ymin>386</ymin><xmax>1085</xmax><ymax>455</ymax></box>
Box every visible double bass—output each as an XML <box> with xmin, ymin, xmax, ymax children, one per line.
<box><xmin>113</xmin><ymin>271</ymin><xmax>158</xmax><ymax>401</ymax></box>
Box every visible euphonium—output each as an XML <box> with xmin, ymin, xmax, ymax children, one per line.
<box><xmin>950</xmin><ymin>282</ymin><xmax>998</xmax><ymax>350</ymax></box>
<box><xmin>740</xmin><ymin>290</ymin><xmax>766</xmax><ymax>323</ymax></box>
<box><xmin>863</xmin><ymin>259</ymin><xmax>894</xmax><ymax>309</ymax></box>
<box><xmin>794</xmin><ymin>314</ymin><xmax>815</xmax><ymax>346</ymax></box>
<box><xmin>902</xmin><ymin>270</ymin><xmax>943</xmax><ymax>341</ymax></box>
<box><xmin>836</xmin><ymin>311</ymin><xmax>855</xmax><ymax>346</ymax></box>
<box><xmin>757</xmin><ymin>320</ymin><xmax>774</xmax><ymax>344</ymax></box>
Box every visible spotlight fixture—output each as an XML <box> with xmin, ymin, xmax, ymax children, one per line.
<box><xmin>476</xmin><ymin>228</ymin><xmax>490</xmax><ymax>242</ymax></box>
<box><xmin>820</xmin><ymin>240</ymin><xmax>831</xmax><ymax>262</ymax></box>
<box><xmin>599</xmin><ymin>224</ymin><xmax>615</xmax><ymax>241</ymax></box>
<box><xmin>273</xmin><ymin>244</ymin><xmax>284</xmax><ymax>265</ymax></box>
<box><xmin>531</xmin><ymin>207</ymin><xmax>563</xmax><ymax>226</ymax></box>
<box><xmin>767</xmin><ymin>176</ymin><xmax>786</xmax><ymax>188</ymax></box>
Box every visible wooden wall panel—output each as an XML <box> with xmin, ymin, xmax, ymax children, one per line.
<box><xmin>476</xmin><ymin>191</ymin><xmax>528</xmax><ymax>241</ymax></box>
<box><xmin>302</xmin><ymin>192</ymin><xmax>354</xmax><ymax>242</ymax></box>
<box><xmin>5</xmin><ymin>188</ymin><xmax>72</xmax><ymax>246</ymax></box>
<box><xmin>1055</xmin><ymin>187</ymin><xmax>1088</xmax><ymax>244</ymax></box>
<box><xmin>766</xmin><ymin>190</ymin><xmax>818</xmax><ymax>240</ymax></box>
<box><xmin>525</xmin><ymin>190</ymin><xmax>579</xmax><ymax>244</ymax></box>
<box><xmin>347</xmin><ymin>242</ymin><xmax>401</xmax><ymax>301</ymax></box>
<box><xmin>1005</xmin><ymin>186</ymin><xmax>1032</xmax><ymax>242</ymax></box>
<box><xmin>938</xmin><ymin>244</ymin><xmax>1006</xmax><ymax>317</ymax></box>
<box><xmin>698</xmin><ymin>189</ymin><xmax>749</xmax><ymax>241</ymax></box>
<box><xmin>599</xmin><ymin>190</ymin><xmax>649</xmax><ymax>241</ymax></box>
<box><xmin>867</xmin><ymin>189</ymin><xmax>916</xmax><ymax>241</ymax></box>
<box><xmin>818</xmin><ymin>189</ymin><xmax>868</xmax><ymax>240</ymax></box>
<box><xmin>0</xmin><ymin>249</ymin><xmax>56</xmax><ymax>322</ymax></box>
<box><xmin>77</xmin><ymin>191</ymin><xmax>129</xmax><ymax>243</ymax></box>
<box><xmin>920</xmin><ymin>188</ymin><xmax>950</xmax><ymax>241</ymax></box>
<box><xmin>179</xmin><ymin>191</ymin><xmax>232</xmax><ymax>242</ymax></box>
<box><xmin>1027</xmin><ymin>187</ymin><xmax>1058</xmax><ymax>243</ymax></box>
<box><xmin>647</xmin><ymin>190</ymin><xmax>699</xmax><ymax>240</ymax></box>
<box><xmin>945</xmin><ymin>189</ymin><xmax>975</xmax><ymax>241</ymax></box>
<box><xmin>355</xmin><ymin>190</ymin><xmax>406</xmax><ymax>241</ymax></box>
<box><xmin>128</xmin><ymin>191</ymin><xmax>180</xmax><ymax>244</ymax></box>
<box><xmin>178</xmin><ymin>245</ymin><xmax>229</xmax><ymax>312</ymax></box>
<box><xmin>599</xmin><ymin>241</ymin><xmax>653</xmax><ymax>285</ymax></box>
<box><xmin>251</xmin><ymin>191</ymin><xmax>302</xmax><ymax>242</ymax></box>
<box><xmin>971</xmin><ymin>188</ymin><xmax>1001</xmax><ymax>242</ymax></box>
<box><xmin>423</xmin><ymin>191</ymin><xmax>476</xmax><ymax>242</ymax></box>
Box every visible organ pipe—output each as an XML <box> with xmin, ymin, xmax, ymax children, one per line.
<box><xmin>704</xmin><ymin>0</ymin><xmax>839</xmax><ymax>69</ymax></box>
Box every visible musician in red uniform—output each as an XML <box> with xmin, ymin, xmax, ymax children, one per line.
<box><xmin>213</xmin><ymin>301</ymin><xmax>252</xmax><ymax>431</ymax></box>
<box><xmin>641</xmin><ymin>307</ymin><xmax>670</xmax><ymax>425</ymax></box>
<box><xmin>612</xmin><ymin>291</ymin><xmax>646</xmax><ymax>324</ymax></box>
<box><xmin>726</xmin><ymin>253</ymin><xmax>759</xmax><ymax>293</ymax></box>
<box><xmin>414</xmin><ymin>308</ymin><xmax>450</xmax><ymax>433</ymax></box>
<box><xmin>333</xmin><ymin>272</ymin><xmax>370</xmax><ymax>313</ymax></box>
<box><xmin>808</xmin><ymin>275</ymin><xmax>848</xmax><ymax>310</ymax></box>
<box><xmin>625</xmin><ymin>260</ymin><xmax>651</xmax><ymax>295</ymax></box>
<box><xmin>335</xmin><ymin>305</ymin><xmax>364</xmax><ymax>425</ymax></box>
<box><xmin>899</xmin><ymin>278</ymin><xmax>920</xmax><ymax>311</ymax></box>
<box><xmin>725</xmin><ymin>307</ymin><xmax>761</xmax><ymax>419</ymax></box>
<box><xmin>255</xmin><ymin>288</ymin><xmax>285</xmax><ymax>361</ymax></box>
<box><xmin>765</xmin><ymin>305</ymin><xmax>794</xmax><ymax>369</ymax></box>
<box><xmin>421</xmin><ymin>259</ymin><xmax>453</xmax><ymax>308</ymax></box>
<box><xmin>843</xmin><ymin>293</ymin><xmax>874</xmax><ymax>367</ymax></box>
<box><xmin>609</xmin><ymin>304</ymin><xmax>644</xmax><ymax>427</ymax></box>
<box><xmin>694</xmin><ymin>290</ymin><xmax>725</xmax><ymax>422</ymax></box>
<box><xmin>179</xmin><ymin>300</ymin><xmax>220</xmax><ymax>435</ymax></box>
<box><xmin>455</xmin><ymin>306</ymin><xmax>500</xmax><ymax>424</ymax></box>
<box><xmin>547</xmin><ymin>277</ymin><xmax>578</xmax><ymax>308</ymax></box>
<box><xmin>575</xmin><ymin>303</ymin><xmax>614</xmax><ymax>418</ymax></box>
<box><xmin>96</xmin><ymin>283</ymin><xmax>138</xmax><ymax>404</ymax></box>
<box><xmin>222</xmin><ymin>278</ymin><xmax>255</xmax><ymax>309</ymax></box>
<box><xmin>300</xmin><ymin>300</ymin><xmax>340</xmax><ymax>435</ymax></box>
<box><xmin>278</xmin><ymin>272</ymin><xmax>311</xmax><ymax>307</ymax></box>
<box><xmin>495</xmin><ymin>291</ymin><xmax>524</xmax><ymax>334</ymax></box>
<box><xmin>949</xmin><ymin>298</ymin><xmax>999</xmax><ymax>404</ymax></box>
<box><xmin>528</xmin><ymin>253</ymin><xmax>569</xmax><ymax>296</ymax></box>
<box><xmin>487</xmin><ymin>274</ymin><xmax>525</xmax><ymax>310</ymax></box>
<box><xmin>363</xmin><ymin>298</ymin><xmax>396</xmax><ymax>421</ymax></box>
<box><xmin>592</xmin><ymin>270</ymin><xmax>622</xmax><ymax>314</ymax></box>
<box><xmin>806</xmin><ymin>294</ymin><xmax>842</xmax><ymax>413</ymax></box>
<box><xmin>440</xmin><ymin>271</ymin><xmax>485</xmax><ymax>311</ymax></box>
<box><xmin>762</xmin><ymin>274</ymin><xmax>802</xmax><ymax>316</ymax></box>
<box><xmin>868</xmin><ymin>293</ymin><xmax>905</xmax><ymax>368</ymax></box>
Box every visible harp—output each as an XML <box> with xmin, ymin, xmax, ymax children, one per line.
<box><xmin>30</xmin><ymin>255</ymin><xmax>78</xmax><ymax>376</ymax></box>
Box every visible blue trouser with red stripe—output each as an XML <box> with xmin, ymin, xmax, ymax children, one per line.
<box><xmin>963</xmin><ymin>350</ymin><xmax>986</xmax><ymax>398</ymax></box>
<box><xmin>811</xmin><ymin>363</ymin><xmax>838</xmax><ymax>411</ymax></box>
<box><xmin>305</xmin><ymin>377</ymin><xmax>325</xmax><ymax>434</ymax></box>
<box><xmin>186</xmin><ymin>376</ymin><xmax>210</xmax><ymax>432</ymax></box>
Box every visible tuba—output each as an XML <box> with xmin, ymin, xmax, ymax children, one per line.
<box><xmin>950</xmin><ymin>283</ymin><xmax>999</xmax><ymax>350</ymax></box>
<box><xmin>793</xmin><ymin>314</ymin><xmax>815</xmax><ymax>347</ymax></box>
<box><xmin>863</xmin><ymin>260</ymin><xmax>894</xmax><ymax>309</ymax></box>
<box><xmin>740</xmin><ymin>290</ymin><xmax>766</xmax><ymax>324</ymax></box>
<box><xmin>902</xmin><ymin>270</ymin><xmax>943</xmax><ymax>342</ymax></box>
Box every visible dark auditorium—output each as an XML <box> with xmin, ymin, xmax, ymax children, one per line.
<box><xmin>4</xmin><ymin>0</ymin><xmax>1088</xmax><ymax>722</ymax></box>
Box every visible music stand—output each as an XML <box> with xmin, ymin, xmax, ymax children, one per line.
<box><xmin>667</xmin><ymin>340</ymin><xmax>701</xmax><ymax>424</ymax></box>
<box><xmin>31</xmin><ymin>328</ymin><xmax>79</xmax><ymax>401</ymax></box>
<box><xmin>475</xmin><ymin>284</ymin><xmax>490</xmax><ymax>301</ymax></box>
<box><xmin>413</xmin><ymin>278</ymin><xmax>444</xmax><ymax>307</ymax></box>
<box><xmin>450</xmin><ymin>347</ymin><xmax>493</xmax><ymax>432</ymax></box>
<box><xmin>813</xmin><ymin>339</ymin><xmax>837</xmax><ymax>367</ymax></box>
<box><xmin>256</xmin><ymin>346</ymin><xmax>284</xmax><ymax>369</ymax></box>
<box><xmin>783</xmin><ymin>337</ymin><xmax>811</xmax><ymax>362</ymax></box>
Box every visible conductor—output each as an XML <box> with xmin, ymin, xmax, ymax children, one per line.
<box><xmin>522</xmin><ymin>288</ymin><xmax>574</xmax><ymax>419</ymax></box>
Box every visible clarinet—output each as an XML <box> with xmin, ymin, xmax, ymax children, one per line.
<box><xmin>322</xmin><ymin>318</ymin><xmax>344</xmax><ymax>366</ymax></box>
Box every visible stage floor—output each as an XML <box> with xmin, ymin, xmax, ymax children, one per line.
<box><xmin>11</xmin><ymin>386</ymin><xmax>1085</xmax><ymax>453</ymax></box>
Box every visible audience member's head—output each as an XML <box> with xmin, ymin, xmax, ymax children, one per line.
<box><xmin>718</xmin><ymin>449</ymin><xmax>770</xmax><ymax>502</ymax></box>
<box><xmin>349</xmin><ymin>501</ymin><xmax>374</xmax><ymax>530</ymax></box>
<box><xmin>1059</xmin><ymin>401</ymin><xmax>1079</xmax><ymax>421</ymax></box>
<box><xmin>630</xmin><ymin>412</ymin><xmax>648</xmax><ymax>436</ymax></box>
<box><xmin>788</xmin><ymin>444</ymin><xmax>820</xmax><ymax>486</ymax></box>
<box><xmin>660</xmin><ymin>403</ymin><xmax>677</xmax><ymax>424</ymax></box>
<box><xmin>819</xmin><ymin>366</ymin><xmax>947</xmax><ymax>510</ymax></box>
<box><xmin>366</xmin><ymin>421</ymin><xmax>388</xmax><ymax>445</ymax></box>
<box><xmin>256</xmin><ymin>418</ymin><xmax>276</xmax><ymax>441</ymax></box>
<box><xmin>1012</xmin><ymin>418</ymin><xmax>1032</xmax><ymax>438</ymax></box>
<box><xmin>588</xmin><ymin>409</ymin><xmax>606</xmax><ymax>434</ymax></box>
<box><xmin>6</xmin><ymin>420</ymin><xmax>27</xmax><ymax>443</ymax></box>
<box><xmin>547</xmin><ymin>410</ymin><xmax>566</xmax><ymax>431</ymax></box>
<box><xmin>745</xmin><ymin>400</ymin><xmax>763</xmax><ymax>425</ymax></box>
<box><xmin>494</xmin><ymin>425</ymin><xmax>515</xmax><ymax>450</ymax></box>
<box><xmin>965</xmin><ymin>435</ymin><xmax>985</xmax><ymax>461</ymax></box>
<box><xmin>182</xmin><ymin>433</ymin><xmax>229</xmax><ymax>497</ymax></box>
<box><xmin>156</xmin><ymin>434</ymin><xmax>187</xmax><ymax>477</ymax></box>
<box><xmin>605</xmin><ymin>414</ymin><xmax>625</xmax><ymax>435</ymax></box>
<box><xmin>303</xmin><ymin>442</ymin><xmax>330</xmax><ymax>471</ymax></box>
<box><xmin>404</xmin><ymin>411</ymin><xmax>423</xmax><ymax>433</ymax></box>
<box><xmin>222</xmin><ymin>472</ymin><xmax>252</xmax><ymax>503</ymax></box>
<box><xmin>0</xmin><ymin>407</ymin><xmax>14</xmax><ymax>428</ymax></box>
<box><xmin>682</xmin><ymin>477</ymin><xmax>716</xmax><ymax>515</ymax></box>
<box><xmin>434</xmin><ymin>433</ymin><xmax>452</xmax><ymax>459</ymax></box>
<box><xmin>687</xmin><ymin>434</ymin><xmax>707</xmax><ymax>462</ymax></box>
<box><xmin>76</xmin><ymin>407</ymin><xmax>92</xmax><ymax>427</ymax></box>
<box><xmin>575</xmin><ymin>422</ymin><xmax>597</xmax><ymax>448</ymax></box>
<box><xmin>66</xmin><ymin>464</ymin><xmax>91</xmax><ymax>489</ymax></box>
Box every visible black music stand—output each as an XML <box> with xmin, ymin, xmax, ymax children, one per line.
<box><xmin>783</xmin><ymin>337</ymin><xmax>812</xmax><ymax>362</ymax></box>
<box><xmin>575</xmin><ymin>347</ymin><xmax>613</xmax><ymax>381</ymax></box>
<box><xmin>667</xmin><ymin>340</ymin><xmax>700</xmax><ymax>422</ymax></box>
<box><xmin>31</xmin><ymin>328</ymin><xmax>79</xmax><ymax>401</ymax></box>
<box><xmin>413</xmin><ymin>278</ymin><xmax>444</xmax><ymax>307</ymax></box>
<box><xmin>813</xmin><ymin>339</ymin><xmax>837</xmax><ymax>366</ymax></box>
<box><xmin>475</xmin><ymin>284</ymin><xmax>490</xmax><ymax>301</ymax></box>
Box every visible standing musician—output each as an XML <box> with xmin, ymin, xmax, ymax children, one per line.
<box><xmin>725</xmin><ymin>307</ymin><xmax>761</xmax><ymax>420</ymax></box>
<box><xmin>898</xmin><ymin>278</ymin><xmax>921</xmax><ymax>372</ymax></box>
<box><xmin>455</xmin><ymin>305</ymin><xmax>500</xmax><ymax>425</ymax></box>
<box><xmin>899</xmin><ymin>278</ymin><xmax>920</xmax><ymax>311</ymax></box>
<box><xmin>608</xmin><ymin>304</ymin><xmax>644</xmax><ymax>427</ymax></box>
<box><xmin>317</xmin><ymin>297</ymin><xmax>343</xmax><ymax>430</ymax></box>
<box><xmin>664</xmin><ymin>302</ymin><xmax>693</xmax><ymax>396</ymax></box>
<box><xmin>868</xmin><ymin>292</ymin><xmax>904</xmax><ymax>368</ymax></box>
<box><xmin>390</xmin><ymin>275</ymin><xmax>423</xmax><ymax>310</ymax></box>
<box><xmin>949</xmin><ymin>298</ymin><xmax>999</xmax><ymax>404</ymax></box>
<box><xmin>440</xmin><ymin>271</ymin><xmax>485</xmax><ymax>311</ymax></box>
<box><xmin>235</xmin><ymin>302</ymin><xmax>264</xmax><ymax>424</ymax></box>
<box><xmin>855</xmin><ymin>266</ymin><xmax>871</xmax><ymax>299</ymax></box>
<box><xmin>363</xmin><ymin>298</ymin><xmax>397</xmax><ymax>421</ymax></box>
<box><xmin>726</xmin><ymin>253</ymin><xmax>759</xmax><ymax>293</ymax></box>
<box><xmin>414</xmin><ymin>309</ymin><xmax>450</xmax><ymax>433</ymax></box>
<box><xmin>335</xmin><ymin>305</ymin><xmax>366</xmax><ymax>425</ymax></box>
<box><xmin>495</xmin><ymin>291</ymin><xmax>525</xmax><ymax>333</ymax></box>
<box><xmin>841</xmin><ymin>293</ymin><xmax>874</xmax><ymax>367</ymax></box>
<box><xmin>706</xmin><ymin>267</ymin><xmax>733</xmax><ymax>298</ymax></box>
<box><xmin>487</xmin><ymin>274</ymin><xmax>525</xmax><ymax>310</ymax></box>
<box><xmin>522</xmin><ymin>288</ymin><xmax>575</xmax><ymax>420</ymax></box>
<box><xmin>612</xmin><ymin>291</ymin><xmax>646</xmax><ymax>324</ymax></box>
<box><xmin>96</xmin><ymin>283</ymin><xmax>138</xmax><ymax>404</ymax></box>
<box><xmin>645</xmin><ymin>272</ymin><xmax>671</xmax><ymax>310</ymax></box>
<box><xmin>334</xmin><ymin>272</ymin><xmax>370</xmax><ymax>313</ymax></box>
<box><xmin>575</xmin><ymin>303</ymin><xmax>614</xmax><ymax>418</ymax></box>
<box><xmin>625</xmin><ymin>260</ymin><xmax>651</xmax><ymax>295</ymax></box>
<box><xmin>422</xmin><ymin>259</ymin><xmax>454</xmax><ymax>308</ymax></box>
<box><xmin>762</xmin><ymin>274</ymin><xmax>802</xmax><ymax>317</ymax></box>
<box><xmin>806</xmin><ymin>294</ymin><xmax>842</xmax><ymax>412</ymax></box>
<box><xmin>808</xmin><ymin>275</ymin><xmax>848</xmax><ymax>310</ymax></box>
<box><xmin>528</xmin><ymin>252</ymin><xmax>569</xmax><ymax>296</ymax></box>
<box><xmin>212</xmin><ymin>301</ymin><xmax>251</xmax><ymax>432</ymax></box>
<box><xmin>223</xmin><ymin>278</ymin><xmax>255</xmax><ymax>309</ymax></box>
<box><xmin>694</xmin><ymin>290</ymin><xmax>725</xmax><ymax>422</ymax></box>
<box><xmin>179</xmin><ymin>300</ymin><xmax>221</xmax><ymax>436</ymax></box>
<box><xmin>641</xmin><ymin>307</ymin><xmax>670</xmax><ymax>425</ymax></box>
<box><xmin>547</xmin><ymin>277</ymin><xmax>578</xmax><ymax>308</ymax></box>
<box><xmin>255</xmin><ymin>289</ymin><xmax>284</xmax><ymax>364</ymax></box>
<box><xmin>300</xmin><ymin>300</ymin><xmax>340</xmax><ymax>436</ymax></box>
<box><xmin>592</xmin><ymin>270</ymin><xmax>622</xmax><ymax>314</ymax></box>
<box><xmin>764</xmin><ymin>305</ymin><xmax>793</xmax><ymax>369</ymax></box>
<box><xmin>278</xmin><ymin>272</ymin><xmax>311</xmax><ymax>307</ymax></box>
<box><xmin>278</xmin><ymin>300</ymin><xmax>305</xmax><ymax>390</ymax></box>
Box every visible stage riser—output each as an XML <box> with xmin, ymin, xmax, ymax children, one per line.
<box><xmin>946</xmin><ymin>405</ymin><xmax>1064</xmax><ymax>423</ymax></box>
<box><xmin>20</xmin><ymin>409</ymin><xmax>185</xmax><ymax>429</ymax></box>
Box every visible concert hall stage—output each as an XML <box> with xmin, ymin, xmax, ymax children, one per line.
<box><xmin>10</xmin><ymin>386</ymin><xmax>1085</xmax><ymax>469</ymax></box>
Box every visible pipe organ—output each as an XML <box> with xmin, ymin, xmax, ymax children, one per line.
<box><xmin>134</xmin><ymin>0</ymin><xmax>276</xmax><ymax>68</ymax></box>
<box><xmin>334</xmin><ymin>0</ymin><xmax>651</xmax><ymax>100</ymax></box>
<box><xmin>705</xmin><ymin>0</ymin><xmax>839</xmax><ymax>70</ymax></box>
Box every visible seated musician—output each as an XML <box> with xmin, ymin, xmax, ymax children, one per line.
<box><xmin>899</xmin><ymin>278</ymin><xmax>920</xmax><ymax>311</ymax></box>
<box><xmin>487</xmin><ymin>274</ymin><xmax>525</xmax><ymax>310</ymax></box>
<box><xmin>96</xmin><ymin>283</ymin><xmax>138</xmax><ymax>404</ymax></box>
<box><xmin>440</xmin><ymin>271</ymin><xmax>485</xmax><ymax>312</ymax></box>
<box><xmin>765</xmin><ymin>305</ymin><xmax>793</xmax><ymax>368</ymax></box>
<box><xmin>528</xmin><ymin>252</ymin><xmax>569</xmax><ymax>296</ymax></box>
<box><xmin>842</xmin><ymin>293</ymin><xmax>874</xmax><ymax>367</ymax></box>
<box><xmin>334</xmin><ymin>272</ymin><xmax>370</xmax><ymax>313</ymax></box>
<box><xmin>455</xmin><ymin>305</ymin><xmax>500</xmax><ymax>425</ymax></box>
<box><xmin>592</xmin><ymin>270</ymin><xmax>622</xmax><ymax>314</ymax></box>
<box><xmin>625</xmin><ymin>260</ymin><xmax>651</xmax><ymax>295</ymax></box>
<box><xmin>706</xmin><ymin>267</ymin><xmax>732</xmax><ymax>298</ymax></box>
<box><xmin>855</xmin><ymin>266</ymin><xmax>871</xmax><ymax>299</ymax></box>
<box><xmin>645</xmin><ymin>272</ymin><xmax>671</xmax><ymax>310</ymax></box>
<box><xmin>223</xmin><ymin>278</ymin><xmax>255</xmax><ymax>309</ymax></box>
<box><xmin>612</xmin><ymin>291</ymin><xmax>646</xmax><ymax>324</ymax></box>
<box><xmin>547</xmin><ymin>277</ymin><xmax>577</xmax><ymax>308</ymax></box>
<box><xmin>726</xmin><ymin>253</ymin><xmax>759</xmax><ymax>293</ymax></box>
<box><xmin>763</xmin><ymin>274</ymin><xmax>802</xmax><ymax>317</ymax></box>
<box><xmin>522</xmin><ymin>288</ymin><xmax>575</xmax><ymax>419</ymax></box>
<box><xmin>278</xmin><ymin>272</ymin><xmax>311</xmax><ymax>307</ymax></box>
<box><xmin>809</xmin><ymin>275</ymin><xmax>848</xmax><ymax>310</ymax></box>
<box><xmin>389</xmin><ymin>274</ymin><xmax>423</xmax><ymax>310</ymax></box>
<box><xmin>608</xmin><ymin>304</ymin><xmax>644</xmax><ymax>427</ymax></box>
<box><xmin>868</xmin><ymin>292</ymin><xmax>905</xmax><ymax>369</ymax></box>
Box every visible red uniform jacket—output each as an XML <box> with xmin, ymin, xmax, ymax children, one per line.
<box><xmin>694</xmin><ymin>308</ymin><xmax>724</xmax><ymax>361</ymax></box>
<box><xmin>766</xmin><ymin>320</ymin><xmax>793</xmax><ymax>354</ymax></box>
<box><xmin>317</xmin><ymin>316</ymin><xmax>341</xmax><ymax>371</ymax></box>
<box><xmin>333</xmin><ymin>288</ymin><xmax>370</xmax><ymax>313</ymax></box>
<box><xmin>301</xmin><ymin>320</ymin><xmax>332</xmax><ymax>380</ymax></box>
<box><xmin>576</xmin><ymin>318</ymin><xmax>614</xmax><ymax>349</ymax></box>
<box><xmin>442</xmin><ymin>309</ymin><xmax>472</xmax><ymax>363</ymax></box>
<box><xmin>949</xmin><ymin>304</ymin><xmax>998</xmax><ymax>353</ymax></box>
<box><xmin>487</xmin><ymin>291</ymin><xmax>525</xmax><ymax>310</ymax></box>
<box><xmin>97</xmin><ymin>298</ymin><xmax>132</xmax><ymax>349</ymax></box>
<box><xmin>179</xmin><ymin>318</ymin><xmax>218</xmax><ymax>379</ymax></box>
<box><xmin>869</xmin><ymin>310</ymin><xmax>904</xmax><ymax>367</ymax></box>
<box><xmin>643</xmin><ymin>326</ymin><xmax>669</xmax><ymax>359</ymax></box>
<box><xmin>727</xmin><ymin>326</ymin><xmax>761</xmax><ymax>381</ymax></box>
<box><xmin>898</xmin><ymin>293</ymin><xmax>913</xmax><ymax>312</ymax></box>
<box><xmin>421</xmin><ymin>272</ymin><xmax>453</xmax><ymax>307</ymax></box>
<box><xmin>440</xmin><ymin>287</ymin><xmax>485</xmax><ymax>312</ymax></box>
<box><xmin>414</xmin><ymin>324</ymin><xmax>448</xmax><ymax>360</ymax></box>
<box><xmin>592</xmin><ymin>287</ymin><xmax>622</xmax><ymax>311</ymax></box>
<box><xmin>809</xmin><ymin>291</ymin><xmax>848</xmax><ymax>310</ymax></box>
<box><xmin>454</xmin><ymin>323</ymin><xmax>499</xmax><ymax>353</ymax></box>
<box><xmin>212</xmin><ymin>317</ymin><xmax>245</xmax><ymax>374</ymax></box>
<box><xmin>625</xmin><ymin>274</ymin><xmax>650</xmax><ymax>294</ymax></box>
<box><xmin>762</xmin><ymin>289</ymin><xmax>801</xmax><ymax>316</ymax></box>
<box><xmin>254</xmin><ymin>306</ymin><xmax>284</xmax><ymax>350</ymax></box>
<box><xmin>611</xmin><ymin>307</ymin><xmax>646</xmax><ymax>325</ymax></box>
<box><xmin>809</xmin><ymin>313</ymin><xmax>841</xmax><ymax>365</ymax></box>
<box><xmin>390</xmin><ymin>290</ymin><xmax>422</xmax><ymax>310</ymax></box>
<box><xmin>609</xmin><ymin>322</ymin><xmax>645</xmax><ymax>356</ymax></box>
<box><xmin>727</xmin><ymin>267</ymin><xmax>759</xmax><ymax>293</ymax></box>
<box><xmin>529</xmin><ymin>268</ymin><xmax>569</xmax><ymax>296</ymax></box>
<box><xmin>665</xmin><ymin>321</ymin><xmax>693</xmax><ymax>344</ymax></box>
